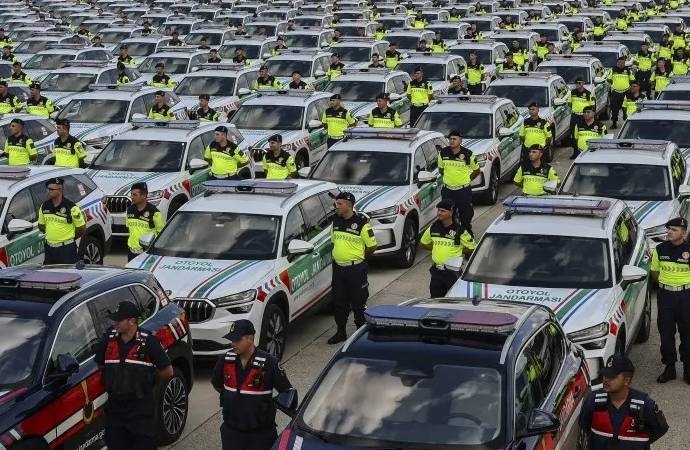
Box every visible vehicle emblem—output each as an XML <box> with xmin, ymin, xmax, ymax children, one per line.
<box><xmin>458</xmin><ymin>154</ymin><xmax>465</xmax><ymax>161</ymax></box>
<box><xmin>448</xmin><ymin>230</ymin><xmax>456</xmax><ymax>237</ymax></box>
<box><xmin>60</xmin><ymin>207</ymin><xmax>66</xmax><ymax>213</ymax></box>
<box><xmin>351</xmin><ymin>223</ymin><xmax>358</xmax><ymax>230</ymax></box>
<box><xmin>143</xmin><ymin>211</ymin><xmax>149</xmax><ymax>218</ymax></box>
<box><xmin>683</xmin><ymin>252</ymin><xmax>689</xmax><ymax>259</ymax></box>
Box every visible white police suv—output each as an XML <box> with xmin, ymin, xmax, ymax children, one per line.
<box><xmin>128</xmin><ymin>180</ymin><xmax>339</xmax><ymax>359</ymax></box>
<box><xmin>448</xmin><ymin>196</ymin><xmax>652</xmax><ymax>381</ymax></box>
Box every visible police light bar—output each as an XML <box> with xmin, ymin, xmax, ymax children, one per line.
<box><xmin>64</xmin><ymin>60</ymin><xmax>111</xmax><ymax>67</ymax></box>
<box><xmin>503</xmin><ymin>195</ymin><xmax>613</xmax><ymax>218</ymax></box>
<box><xmin>276</xmin><ymin>49</ymin><xmax>323</xmax><ymax>55</ymax></box>
<box><xmin>194</xmin><ymin>24</ymin><xmax>235</xmax><ymax>30</ymax></box>
<box><xmin>406</xmin><ymin>51</ymin><xmax>450</xmax><ymax>57</ymax></box>
<box><xmin>196</xmin><ymin>63</ymin><xmax>246</xmax><ymax>71</ymax></box>
<box><xmin>131</xmin><ymin>119</ymin><xmax>200</xmax><ymax>129</ymax></box>
<box><xmin>161</xmin><ymin>46</ymin><xmax>203</xmax><ymax>52</ymax></box>
<box><xmin>436</xmin><ymin>94</ymin><xmax>498</xmax><ymax>103</ymax></box>
<box><xmin>455</xmin><ymin>38</ymin><xmax>497</xmax><ymax>44</ymax></box>
<box><xmin>636</xmin><ymin>100</ymin><xmax>690</xmax><ymax>112</ymax></box>
<box><xmin>340</xmin><ymin>68</ymin><xmax>391</xmax><ymax>75</ymax></box>
<box><xmin>0</xmin><ymin>270</ymin><xmax>82</xmax><ymax>291</ymax></box>
<box><xmin>202</xmin><ymin>180</ymin><xmax>298</xmax><ymax>195</ymax></box>
<box><xmin>364</xmin><ymin>305</ymin><xmax>518</xmax><ymax>334</ymax></box>
<box><xmin>337</xmin><ymin>36</ymin><xmax>377</xmax><ymax>42</ymax></box>
<box><xmin>545</xmin><ymin>54</ymin><xmax>595</xmax><ymax>60</ymax></box>
<box><xmin>587</xmin><ymin>139</ymin><xmax>671</xmax><ymax>153</ymax></box>
<box><xmin>579</xmin><ymin>40</ymin><xmax>623</xmax><ymax>47</ymax></box>
<box><xmin>498</xmin><ymin>71</ymin><xmax>553</xmax><ymax>79</ymax></box>
<box><xmin>0</xmin><ymin>166</ymin><xmax>30</xmax><ymax>179</ymax></box>
<box><xmin>45</xmin><ymin>43</ymin><xmax>86</xmax><ymax>49</ymax></box>
<box><xmin>345</xmin><ymin>127</ymin><xmax>420</xmax><ymax>140</ymax></box>
<box><xmin>257</xmin><ymin>89</ymin><xmax>314</xmax><ymax>97</ymax></box>
<box><xmin>88</xmin><ymin>83</ymin><xmax>143</xmax><ymax>91</ymax></box>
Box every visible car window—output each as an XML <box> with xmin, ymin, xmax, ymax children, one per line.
<box><xmin>283</xmin><ymin>206</ymin><xmax>306</xmax><ymax>254</ymax></box>
<box><xmin>494</xmin><ymin>106</ymin><xmax>507</xmax><ymax>131</ymax></box>
<box><xmin>424</xmin><ymin>139</ymin><xmax>441</xmax><ymax>170</ymax></box>
<box><xmin>514</xmin><ymin>330</ymin><xmax>549</xmax><ymax>426</ymax></box>
<box><xmin>186</xmin><ymin>135</ymin><xmax>206</xmax><ymax>165</ymax></box>
<box><xmin>392</xmin><ymin>75</ymin><xmax>407</xmax><ymax>93</ymax></box>
<box><xmin>130</xmin><ymin>284</ymin><xmax>158</xmax><ymax>322</ymax></box>
<box><xmin>300</xmin><ymin>194</ymin><xmax>329</xmax><ymax>241</ymax></box>
<box><xmin>305</xmin><ymin>102</ymin><xmax>321</xmax><ymax>126</ymax></box>
<box><xmin>671</xmin><ymin>150</ymin><xmax>686</xmax><ymax>192</ymax></box>
<box><xmin>505</xmin><ymin>104</ymin><xmax>519</xmax><ymax>127</ymax></box>
<box><xmin>129</xmin><ymin>96</ymin><xmax>148</xmax><ymax>118</ymax></box>
<box><xmin>413</xmin><ymin>146</ymin><xmax>427</xmax><ymax>177</ymax></box>
<box><xmin>63</xmin><ymin>175</ymin><xmax>94</xmax><ymax>202</ymax></box>
<box><xmin>89</xmin><ymin>286</ymin><xmax>140</xmax><ymax>333</ymax></box>
<box><xmin>80</xmin><ymin>50</ymin><xmax>110</xmax><ymax>61</ymax></box>
<box><xmin>23</xmin><ymin>120</ymin><xmax>55</xmax><ymax>142</ymax></box>
<box><xmin>97</xmin><ymin>69</ymin><xmax>117</xmax><ymax>84</ymax></box>
<box><xmin>318</xmin><ymin>191</ymin><xmax>337</xmax><ymax>222</ymax></box>
<box><xmin>6</xmin><ymin>189</ymin><xmax>37</xmax><ymax>225</ymax></box>
<box><xmin>528</xmin><ymin>324</ymin><xmax>565</xmax><ymax>398</ymax></box>
<box><xmin>191</xmin><ymin>54</ymin><xmax>207</xmax><ymax>69</ymax></box>
<box><xmin>49</xmin><ymin>302</ymin><xmax>99</xmax><ymax>370</ymax></box>
<box><xmin>612</xmin><ymin>213</ymin><xmax>636</xmax><ymax>279</ymax></box>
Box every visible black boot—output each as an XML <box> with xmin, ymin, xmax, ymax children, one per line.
<box><xmin>327</xmin><ymin>326</ymin><xmax>347</xmax><ymax>345</ymax></box>
<box><xmin>657</xmin><ymin>364</ymin><xmax>676</xmax><ymax>383</ymax></box>
<box><xmin>684</xmin><ymin>364</ymin><xmax>690</xmax><ymax>385</ymax></box>
<box><xmin>610</xmin><ymin>122</ymin><xmax>617</xmax><ymax>130</ymax></box>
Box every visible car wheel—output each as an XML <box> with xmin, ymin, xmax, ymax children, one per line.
<box><xmin>79</xmin><ymin>235</ymin><xmax>103</xmax><ymax>265</ymax></box>
<box><xmin>615</xmin><ymin>329</ymin><xmax>626</xmax><ymax>355</ymax></box>
<box><xmin>635</xmin><ymin>287</ymin><xmax>652</xmax><ymax>343</ymax></box>
<box><xmin>393</xmin><ymin>217</ymin><xmax>418</xmax><ymax>268</ymax></box>
<box><xmin>260</xmin><ymin>303</ymin><xmax>287</xmax><ymax>360</ymax></box>
<box><xmin>167</xmin><ymin>197</ymin><xmax>186</xmax><ymax>220</ymax></box>
<box><xmin>294</xmin><ymin>151</ymin><xmax>309</xmax><ymax>170</ymax></box>
<box><xmin>155</xmin><ymin>367</ymin><xmax>189</xmax><ymax>445</ymax></box>
<box><xmin>477</xmin><ymin>166</ymin><xmax>499</xmax><ymax>205</ymax></box>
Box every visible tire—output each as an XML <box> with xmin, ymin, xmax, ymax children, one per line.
<box><xmin>393</xmin><ymin>217</ymin><xmax>418</xmax><ymax>268</ymax></box>
<box><xmin>294</xmin><ymin>151</ymin><xmax>309</xmax><ymax>170</ymax></box>
<box><xmin>476</xmin><ymin>166</ymin><xmax>499</xmax><ymax>205</ymax></box>
<box><xmin>79</xmin><ymin>234</ymin><xmax>104</xmax><ymax>265</ymax></box>
<box><xmin>10</xmin><ymin>440</ymin><xmax>48</xmax><ymax>450</ymax></box>
<box><xmin>635</xmin><ymin>287</ymin><xmax>652</xmax><ymax>343</ymax></box>
<box><xmin>167</xmin><ymin>197</ymin><xmax>186</xmax><ymax>220</ymax></box>
<box><xmin>155</xmin><ymin>367</ymin><xmax>189</xmax><ymax>445</ymax></box>
<box><xmin>259</xmin><ymin>303</ymin><xmax>287</xmax><ymax>360</ymax></box>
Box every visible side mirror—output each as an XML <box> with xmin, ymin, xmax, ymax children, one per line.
<box><xmin>7</xmin><ymin>218</ymin><xmax>34</xmax><ymax>236</ymax></box>
<box><xmin>139</xmin><ymin>232</ymin><xmax>155</xmax><ymax>250</ymax></box>
<box><xmin>416</xmin><ymin>170</ymin><xmax>435</xmax><ymax>184</ymax></box>
<box><xmin>543</xmin><ymin>179</ymin><xmax>558</xmax><ymax>193</ymax></box>
<box><xmin>621</xmin><ymin>264</ymin><xmax>647</xmax><ymax>283</ymax></box>
<box><xmin>443</xmin><ymin>256</ymin><xmax>463</xmax><ymax>271</ymax></box>
<box><xmin>447</xmin><ymin>72</ymin><xmax>457</xmax><ymax>80</ymax></box>
<box><xmin>314</xmin><ymin>69</ymin><xmax>326</xmax><ymax>77</ymax></box>
<box><xmin>498</xmin><ymin>127</ymin><xmax>513</xmax><ymax>137</ymax></box>
<box><xmin>46</xmin><ymin>353</ymin><xmax>79</xmax><ymax>384</ymax></box>
<box><xmin>495</xmin><ymin>57</ymin><xmax>506</xmax><ymax>64</ymax></box>
<box><xmin>594</xmin><ymin>76</ymin><xmax>605</xmax><ymax>84</ymax></box>
<box><xmin>518</xmin><ymin>409</ymin><xmax>561</xmax><ymax>438</ymax></box>
<box><xmin>288</xmin><ymin>239</ymin><xmax>315</xmax><ymax>256</ymax></box>
<box><xmin>553</xmin><ymin>97</ymin><xmax>566</xmax><ymax>106</ymax></box>
<box><xmin>389</xmin><ymin>92</ymin><xmax>402</xmax><ymax>101</ymax></box>
<box><xmin>678</xmin><ymin>184</ymin><xmax>690</xmax><ymax>198</ymax></box>
<box><xmin>274</xmin><ymin>387</ymin><xmax>299</xmax><ymax>417</ymax></box>
<box><xmin>307</xmin><ymin>119</ymin><xmax>322</xmax><ymax>130</ymax></box>
<box><xmin>84</xmin><ymin>153</ymin><xmax>95</xmax><ymax>165</ymax></box>
<box><xmin>131</xmin><ymin>113</ymin><xmax>147</xmax><ymax>120</ymax></box>
<box><xmin>238</xmin><ymin>87</ymin><xmax>252</xmax><ymax>96</ymax></box>
<box><xmin>189</xmin><ymin>158</ymin><xmax>209</xmax><ymax>171</ymax></box>
<box><xmin>298</xmin><ymin>166</ymin><xmax>311</xmax><ymax>177</ymax></box>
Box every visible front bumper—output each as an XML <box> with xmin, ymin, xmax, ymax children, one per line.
<box><xmin>370</xmin><ymin>216</ymin><xmax>404</xmax><ymax>255</ymax></box>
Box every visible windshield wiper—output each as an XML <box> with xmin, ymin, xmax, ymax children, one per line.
<box><xmin>293</xmin><ymin>423</ymin><xmax>329</xmax><ymax>443</ymax></box>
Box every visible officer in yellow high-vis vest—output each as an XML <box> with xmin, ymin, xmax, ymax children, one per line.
<box><xmin>438</xmin><ymin>130</ymin><xmax>480</xmax><ymax>233</ymax></box>
<box><xmin>263</xmin><ymin>134</ymin><xmax>297</xmax><ymax>180</ymax></box>
<box><xmin>204</xmin><ymin>125</ymin><xmax>249</xmax><ymax>179</ymax></box>
<box><xmin>368</xmin><ymin>93</ymin><xmax>403</xmax><ymax>127</ymax></box>
<box><xmin>384</xmin><ymin>43</ymin><xmax>402</xmax><ymax>68</ymax></box>
<box><xmin>26</xmin><ymin>83</ymin><xmax>54</xmax><ymax>118</ymax></box>
<box><xmin>0</xmin><ymin>80</ymin><xmax>23</xmax><ymax>114</ymax></box>
<box><xmin>622</xmin><ymin>80</ymin><xmax>646</xmax><ymax>118</ymax></box>
<box><xmin>519</xmin><ymin>102</ymin><xmax>552</xmax><ymax>162</ymax></box>
<box><xmin>568</xmin><ymin>77</ymin><xmax>595</xmax><ymax>158</ymax></box>
<box><xmin>2</xmin><ymin>118</ymin><xmax>36</xmax><ymax>165</ymax></box>
<box><xmin>147</xmin><ymin>90</ymin><xmax>175</xmax><ymax>120</ymax></box>
<box><xmin>322</xmin><ymin>94</ymin><xmax>356</xmax><ymax>147</ymax></box>
<box><xmin>608</xmin><ymin>56</ymin><xmax>634</xmax><ymax>129</ymax></box>
<box><xmin>126</xmin><ymin>181</ymin><xmax>164</xmax><ymax>261</ymax></box>
<box><xmin>53</xmin><ymin>118</ymin><xmax>87</xmax><ymax>168</ymax></box>
<box><xmin>573</xmin><ymin>106</ymin><xmax>607</xmax><ymax>157</ymax></box>
<box><xmin>513</xmin><ymin>144</ymin><xmax>559</xmax><ymax>196</ymax></box>
<box><xmin>406</xmin><ymin>66</ymin><xmax>433</xmax><ymax>126</ymax></box>
<box><xmin>466</xmin><ymin>50</ymin><xmax>485</xmax><ymax>94</ymax></box>
<box><xmin>38</xmin><ymin>177</ymin><xmax>86</xmax><ymax>264</ymax></box>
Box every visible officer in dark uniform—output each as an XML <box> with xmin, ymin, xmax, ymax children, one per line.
<box><xmin>447</xmin><ymin>75</ymin><xmax>468</xmax><ymax>94</ymax></box>
<box><xmin>168</xmin><ymin>30</ymin><xmax>184</xmax><ymax>46</ymax></box>
<box><xmin>420</xmin><ymin>199</ymin><xmax>476</xmax><ymax>297</ymax></box>
<box><xmin>118</xmin><ymin>44</ymin><xmax>136</xmax><ymax>66</ymax></box>
<box><xmin>651</xmin><ymin>217</ymin><xmax>690</xmax><ymax>384</ymax></box>
<box><xmin>96</xmin><ymin>301</ymin><xmax>173</xmax><ymax>450</ymax></box>
<box><xmin>191</xmin><ymin>94</ymin><xmax>220</xmax><ymax>121</ymax></box>
<box><xmin>149</xmin><ymin>63</ymin><xmax>176</xmax><ymax>88</ymax></box>
<box><xmin>126</xmin><ymin>182</ymin><xmax>164</xmax><ymax>261</ymax></box>
<box><xmin>438</xmin><ymin>130</ymin><xmax>480</xmax><ymax>233</ymax></box>
<box><xmin>211</xmin><ymin>320</ymin><xmax>294</xmax><ymax>450</ymax></box>
<box><xmin>579</xmin><ymin>354</ymin><xmax>669</xmax><ymax>450</ymax></box>
<box><xmin>38</xmin><ymin>177</ymin><xmax>86</xmax><ymax>264</ymax></box>
<box><xmin>53</xmin><ymin>118</ymin><xmax>87</xmax><ymax>168</ymax></box>
<box><xmin>329</xmin><ymin>192</ymin><xmax>378</xmax><ymax>344</ymax></box>
<box><xmin>322</xmin><ymin>94</ymin><xmax>356</xmax><ymax>147</ymax></box>
<box><xmin>287</xmin><ymin>70</ymin><xmax>309</xmax><ymax>89</ymax></box>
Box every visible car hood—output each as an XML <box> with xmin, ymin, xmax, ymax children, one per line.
<box><xmin>339</xmin><ymin>184</ymin><xmax>409</xmax><ymax>212</ymax></box>
<box><xmin>448</xmin><ymin>280</ymin><xmax>610</xmax><ymax>332</ymax></box>
<box><xmin>462</xmin><ymin>138</ymin><xmax>495</xmax><ymax>156</ymax></box>
<box><xmin>86</xmin><ymin>170</ymin><xmax>182</xmax><ymax>196</ymax></box>
<box><xmin>627</xmin><ymin>199</ymin><xmax>677</xmax><ymax>230</ymax></box>
<box><xmin>44</xmin><ymin>91</ymin><xmax>82</xmax><ymax>105</ymax></box>
<box><xmin>127</xmin><ymin>255</ymin><xmax>274</xmax><ymax>299</ymax></box>
<box><xmin>342</xmin><ymin>101</ymin><xmax>376</xmax><ymax>119</ymax></box>
<box><xmin>237</xmin><ymin>129</ymin><xmax>306</xmax><ymax>148</ymax></box>
<box><xmin>69</xmin><ymin>122</ymin><xmax>132</xmax><ymax>141</ymax></box>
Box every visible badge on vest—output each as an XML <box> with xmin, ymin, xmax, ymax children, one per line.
<box><xmin>60</xmin><ymin>207</ymin><xmax>66</xmax><ymax>214</ymax></box>
<box><xmin>684</xmin><ymin>252</ymin><xmax>689</xmax><ymax>259</ymax></box>
<box><xmin>351</xmin><ymin>222</ymin><xmax>358</xmax><ymax>230</ymax></box>
<box><xmin>251</xmin><ymin>374</ymin><xmax>263</xmax><ymax>387</ymax></box>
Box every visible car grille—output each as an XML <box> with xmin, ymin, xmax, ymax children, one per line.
<box><xmin>105</xmin><ymin>196</ymin><xmax>131</xmax><ymax>214</ymax></box>
<box><xmin>251</xmin><ymin>147</ymin><xmax>265</xmax><ymax>163</ymax></box>
<box><xmin>175</xmin><ymin>298</ymin><xmax>215</xmax><ymax>323</ymax></box>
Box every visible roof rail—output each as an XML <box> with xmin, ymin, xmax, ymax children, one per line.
<box><xmin>637</xmin><ymin>100</ymin><xmax>690</xmax><ymax>112</ymax></box>
<box><xmin>45</xmin><ymin>43</ymin><xmax>87</xmax><ymax>50</ymax></box>
<box><xmin>0</xmin><ymin>166</ymin><xmax>30</xmax><ymax>180</ymax></box>
<box><xmin>435</xmin><ymin>94</ymin><xmax>498</xmax><ymax>103</ymax></box>
<box><xmin>497</xmin><ymin>71</ymin><xmax>554</xmax><ymax>79</ymax></box>
<box><xmin>0</xmin><ymin>270</ymin><xmax>82</xmax><ymax>291</ymax></box>
<box><xmin>256</xmin><ymin>89</ymin><xmax>315</xmax><ymax>97</ymax></box>
<box><xmin>587</xmin><ymin>139</ymin><xmax>671</xmax><ymax>157</ymax></box>
<box><xmin>195</xmin><ymin>63</ymin><xmax>248</xmax><ymax>70</ymax></box>
<box><xmin>88</xmin><ymin>83</ymin><xmax>144</xmax><ymax>91</ymax></box>
<box><xmin>131</xmin><ymin>119</ymin><xmax>200</xmax><ymax>129</ymax></box>
<box><xmin>344</xmin><ymin>127</ymin><xmax>420</xmax><ymax>140</ymax></box>
<box><xmin>63</xmin><ymin>60</ymin><xmax>111</xmax><ymax>67</ymax></box>
<box><xmin>203</xmin><ymin>180</ymin><xmax>298</xmax><ymax>195</ymax></box>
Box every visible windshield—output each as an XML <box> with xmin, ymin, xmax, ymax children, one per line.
<box><xmin>176</xmin><ymin>75</ymin><xmax>236</xmax><ymax>96</ymax></box>
<box><xmin>464</xmin><ymin>234</ymin><xmax>611</xmax><ymax>288</ymax></box>
<box><xmin>398</xmin><ymin>62</ymin><xmax>445</xmax><ymax>81</ymax></box>
<box><xmin>160</xmin><ymin>24</ymin><xmax>192</xmax><ymax>35</ymax></box>
<box><xmin>335</xmin><ymin>26</ymin><xmax>368</xmax><ymax>37</ymax></box>
<box><xmin>244</xmin><ymin>24</ymin><xmax>277</xmax><ymax>36</ymax></box>
<box><xmin>416</xmin><ymin>112</ymin><xmax>492</xmax><ymax>138</ymax></box>
<box><xmin>298</xmin><ymin>357</ymin><xmax>503</xmax><ymax>448</ymax></box>
<box><xmin>0</xmin><ymin>64</ymin><xmax>11</xmax><ymax>79</ymax></box>
<box><xmin>578</xmin><ymin>50</ymin><xmax>617</xmax><ymax>67</ymax></box>
<box><xmin>151</xmin><ymin>211</ymin><xmax>280</xmax><ymax>259</ymax></box>
<box><xmin>450</xmin><ymin>48</ymin><xmax>493</xmax><ymax>65</ymax></box>
<box><xmin>284</xmin><ymin>34</ymin><xmax>319</xmax><ymax>48</ymax></box>
<box><xmin>537</xmin><ymin>65</ymin><xmax>590</xmax><ymax>84</ymax></box>
<box><xmin>531</xmin><ymin>28</ymin><xmax>560</xmax><ymax>40</ymax></box>
<box><xmin>15</xmin><ymin>40</ymin><xmax>51</xmax><ymax>54</ymax></box>
<box><xmin>230</xmin><ymin>104</ymin><xmax>303</xmax><ymax>129</ymax></box>
<box><xmin>609</xmin><ymin>39</ymin><xmax>643</xmax><ymax>53</ymax></box>
<box><xmin>138</xmin><ymin>56</ymin><xmax>189</xmax><ymax>74</ymax></box>
<box><xmin>387</xmin><ymin>35</ymin><xmax>420</xmax><ymax>49</ymax></box>
<box><xmin>0</xmin><ymin>315</ymin><xmax>46</xmax><ymax>389</ymax></box>
<box><xmin>265</xmin><ymin>59</ymin><xmax>312</xmax><ymax>77</ymax></box>
<box><xmin>379</xmin><ymin>18</ymin><xmax>408</xmax><ymax>28</ymax></box>
<box><xmin>485</xmin><ymin>85</ymin><xmax>548</xmax><ymax>107</ymax></box>
<box><xmin>122</xmin><ymin>41</ymin><xmax>156</xmax><ymax>56</ymax></box>
<box><xmin>92</xmin><ymin>140</ymin><xmax>185</xmax><ymax>172</ymax></box>
<box><xmin>469</xmin><ymin>20</ymin><xmax>494</xmax><ymax>32</ymax></box>
<box><xmin>57</xmin><ymin>98</ymin><xmax>128</xmax><ymax>123</ymax></box>
<box><xmin>312</xmin><ymin>151</ymin><xmax>410</xmax><ymax>185</ymax></box>
<box><xmin>322</xmin><ymin>80</ymin><xmax>383</xmax><ymax>102</ymax></box>
<box><xmin>24</xmin><ymin>53</ymin><xmax>73</xmax><ymax>70</ymax></box>
<box><xmin>219</xmin><ymin>44</ymin><xmax>261</xmax><ymax>59</ymax></box>
<box><xmin>100</xmin><ymin>30</ymin><xmax>132</xmax><ymax>43</ymax></box>
<box><xmin>186</xmin><ymin>33</ymin><xmax>222</xmax><ymax>45</ymax></box>
<box><xmin>657</xmin><ymin>90</ymin><xmax>690</xmax><ymax>101</ymax></box>
<box><xmin>494</xmin><ymin>37</ymin><xmax>529</xmax><ymax>49</ymax></box>
<box><xmin>619</xmin><ymin>119</ymin><xmax>690</xmax><ymax>147</ymax></box>
<box><xmin>333</xmin><ymin>46</ymin><xmax>371</xmax><ymax>62</ymax></box>
<box><xmin>428</xmin><ymin>27</ymin><xmax>459</xmax><ymax>40</ymax></box>
<box><xmin>561</xmin><ymin>163</ymin><xmax>671</xmax><ymax>201</ymax></box>
<box><xmin>41</xmin><ymin>73</ymin><xmax>96</xmax><ymax>92</ymax></box>
<box><xmin>294</xmin><ymin>17</ymin><xmax>323</xmax><ymax>27</ymax></box>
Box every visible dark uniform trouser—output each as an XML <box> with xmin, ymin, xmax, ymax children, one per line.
<box><xmin>441</xmin><ymin>186</ymin><xmax>474</xmax><ymax>234</ymax></box>
<box><xmin>332</xmin><ymin>262</ymin><xmax>369</xmax><ymax>327</ymax></box>
<box><xmin>636</xmin><ymin>70</ymin><xmax>652</xmax><ymax>98</ymax></box>
<box><xmin>429</xmin><ymin>266</ymin><xmax>459</xmax><ymax>297</ymax></box>
<box><xmin>220</xmin><ymin>423</ymin><xmax>277</xmax><ymax>450</ymax></box>
<box><xmin>657</xmin><ymin>288</ymin><xmax>690</xmax><ymax>365</ymax></box>
<box><xmin>610</xmin><ymin>90</ymin><xmax>626</xmax><ymax>124</ymax></box>
<box><xmin>468</xmin><ymin>84</ymin><xmax>483</xmax><ymax>95</ymax></box>
<box><xmin>410</xmin><ymin>104</ymin><xmax>428</xmax><ymax>127</ymax></box>
<box><xmin>44</xmin><ymin>241</ymin><xmax>78</xmax><ymax>265</ymax></box>
<box><xmin>106</xmin><ymin>413</ymin><xmax>155</xmax><ymax>450</ymax></box>
<box><xmin>327</xmin><ymin>137</ymin><xmax>343</xmax><ymax>148</ymax></box>
<box><xmin>569</xmin><ymin>114</ymin><xmax>581</xmax><ymax>151</ymax></box>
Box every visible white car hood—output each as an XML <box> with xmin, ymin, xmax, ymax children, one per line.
<box><xmin>87</xmin><ymin>169</ymin><xmax>181</xmax><ymax>196</ymax></box>
<box><xmin>627</xmin><ymin>199</ymin><xmax>677</xmax><ymax>231</ymax></box>
<box><xmin>70</xmin><ymin>122</ymin><xmax>132</xmax><ymax>141</ymax></box>
<box><xmin>340</xmin><ymin>184</ymin><xmax>409</xmax><ymax>212</ymax></box>
<box><xmin>342</xmin><ymin>101</ymin><xmax>376</xmax><ymax>120</ymax></box>
<box><xmin>127</xmin><ymin>255</ymin><xmax>275</xmax><ymax>299</ymax></box>
<box><xmin>462</xmin><ymin>138</ymin><xmax>495</xmax><ymax>156</ymax></box>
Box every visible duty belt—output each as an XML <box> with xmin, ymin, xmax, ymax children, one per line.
<box><xmin>46</xmin><ymin>239</ymin><xmax>75</xmax><ymax>247</ymax></box>
<box><xmin>129</xmin><ymin>247</ymin><xmax>143</xmax><ymax>255</ymax></box>
<box><xmin>335</xmin><ymin>259</ymin><xmax>364</xmax><ymax>266</ymax></box>
<box><xmin>659</xmin><ymin>283</ymin><xmax>690</xmax><ymax>291</ymax></box>
<box><xmin>212</xmin><ymin>172</ymin><xmax>237</xmax><ymax>179</ymax></box>
<box><xmin>411</xmin><ymin>103</ymin><xmax>429</xmax><ymax>107</ymax></box>
<box><xmin>434</xmin><ymin>263</ymin><xmax>460</xmax><ymax>272</ymax></box>
<box><xmin>444</xmin><ymin>182</ymin><xmax>471</xmax><ymax>190</ymax></box>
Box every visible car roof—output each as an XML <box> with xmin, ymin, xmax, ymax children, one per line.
<box><xmin>425</xmin><ymin>95</ymin><xmax>509</xmax><ymax>113</ymax></box>
<box><xmin>489</xmin><ymin>73</ymin><xmax>558</xmax><ymax>86</ymax></box>
<box><xmin>625</xmin><ymin>109</ymin><xmax>690</xmax><ymax>121</ymax></box>
<box><xmin>401</xmin><ymin>53</ymin><xmax>462</xmax><ymax>63</ymax></box>
<box><xmin>112</xmin><ymin>121</ymin><xmax>220</xmax><ymax>140</ymax></box>
<box><xmin>243</xmin><ymin>90</ymin><xmax>331</xmax><ymax>105</ymax></box>
<box><xmin>183</xmin><ymin>179</ymin><xmax>338</xmax><ymax>214</ymax></box>
<box><xmin>331</xmin><ymin>129</ymin><xmax>444</xmax><ymax>153</ymax></box>
<box><xmin>573</xmin><ymin>148</ymin><xmax>670</xmax><ymax>165</ymax></box>
<box><xmin>334</xmin><ymin>69</ymin><xmax>408</xmax><ymax>81</ymax></box>
<box><xmin>0</xmin><ymin>166</ymin><xmax>85</xmax><ymax>196</ymax></box>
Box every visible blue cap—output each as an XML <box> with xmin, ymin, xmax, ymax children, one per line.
<box><xmin>223</xmin><ymin>319</ymin><xmax>256</xmax><ymax>341</ymax></box>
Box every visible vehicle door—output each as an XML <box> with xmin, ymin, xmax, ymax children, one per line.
<box><xmin>279</xmin><ymin>204</ymin><xmax>317</xmax><ymax>310</ymax></box>
<box><xmin>186</xmin><ymin>133</ymin><xmax>212</xmax><ymax>194</ymax></box>
<box><xmin>550</xmin><ymin>77</ymin><xmax>571</xmax><ymax>140</ymax></box>
<box><xmin>391</xmin><ymin>75</ymin><xmax>411</xmax><ymax>123</ymax></box>
<box><xmin>612</xmin><ymin>211</ymin><xmax>647</xmax><ymax>348</ymax></box>
<box><xmin>591</xmin><ymin>60</ymin><xmax>608</xmax><ymax>112</ymax></box>
<box><xmin>0</xmin><ymin>187</ymin><xmax>42</xmax><ymax>266</ymax></box>
<box><xmin>417</xmin><ymin>138</ymin><xmax>443</xmax><ymax>226</ymax></box>
<box><xmin>672</xmin><ymin>149</ymin><xmax>690</xmax><ymax>219</ymax></box>
<box><xmin>496</xmin><ymin>103</ymin><xmax>522</xmax><ymax>174</ymax></box>
<box><xmin>43</xmin><ymin>301</ymin><xmax>104</xmax><ymax>450</ymax></box>
<box><xmin>305</xmin><ymin>98</ymin><xmax>328</xmax><ymax>164</ymax></box>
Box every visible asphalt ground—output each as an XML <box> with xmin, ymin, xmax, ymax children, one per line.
<box><xmin>104</xmin><ymin>141</ymin><xmax>688</xmax><ymax>449</ymax></box>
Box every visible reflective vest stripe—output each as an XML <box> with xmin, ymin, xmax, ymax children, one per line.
<box><xmin>592</xmin><ymin>429</ymin><xmax>614</xmax><ymax>438</ymax></box>
<box><xmin>124</xmin><ymin>358</ymin><xmax>154</xmax><ymax>367</ymax></box>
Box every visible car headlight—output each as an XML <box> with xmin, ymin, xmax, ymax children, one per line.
<box><xmin>367</xmin><ymin>205</ymin><xmax>399</xmax><ymax>219</ymax></box>
<box><xmin>83</xmin><ymin>136</ymin><xmax>112</xmax><ymax>147</ymax></box>
<box><xmin>280</xmin><ymin>144</ymin><xmax>292</xmax><ymax>152</ymax></box>
<box><xmin>475</xmin><ymin>153</ymin><xmax>488</xmax><ymax>167</ymax></box>
<box><xmin>567</xmin><ymin>322</ymin><xmax>609</xmax><ymax>342</ymax></box>
<box><xmin>211</xmin><ymin>289</ymin><xmax>257</xmax><ymax>308</ymax></box>
<box><xmin>147</xmin><ymin>190</ymin><xmax>164</xmax><ymax>202</ymax></box>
